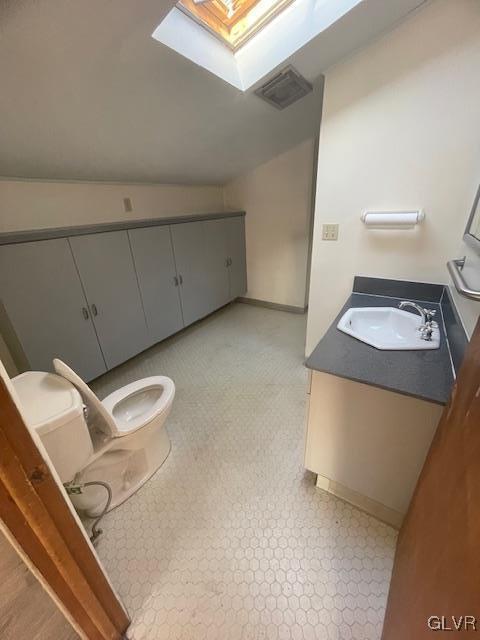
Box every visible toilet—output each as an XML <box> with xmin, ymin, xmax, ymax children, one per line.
<box><xmin>11</xmin><ymin>359</ymin><xmax>175</xmax><ymax>516</ymax></box>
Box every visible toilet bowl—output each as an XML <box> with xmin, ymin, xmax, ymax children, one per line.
<box><xmin>12</xmin><ymin>360</ymin><xmax>175</xmax><ymax>517</ymax></box>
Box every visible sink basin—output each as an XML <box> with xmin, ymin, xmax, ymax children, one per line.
<box><xmin>337</xmin><ymin>307</ymin><xmax>440</xmax><ymax>350</ymax></box>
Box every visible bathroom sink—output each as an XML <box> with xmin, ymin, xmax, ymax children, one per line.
<box><xmin>337</xmin><ymin>307</ymin><xmax>440</xmax><ymax>350</ymax></box>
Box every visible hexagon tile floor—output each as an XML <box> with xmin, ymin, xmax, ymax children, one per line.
<box><xmin>92</xmin><ymin>303</ymin><xmax>397</xmax><ymax>640</ymax></box>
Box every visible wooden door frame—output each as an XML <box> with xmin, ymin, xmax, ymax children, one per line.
<box><xmin>0</xmin><ymin>377</ymin><xmax>130</xmax><ymax>640</ymax></box>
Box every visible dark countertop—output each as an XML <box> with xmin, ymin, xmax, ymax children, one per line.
<box><xmin>305</xmin><ymin>293</ymin><xmax>454</xmax><ymax>405</ymax></box>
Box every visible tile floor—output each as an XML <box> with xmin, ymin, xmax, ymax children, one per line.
<box><xmin>93</xmin><ymin>303</ymin><xmax>397</xmax><ymax>640</ymax></box>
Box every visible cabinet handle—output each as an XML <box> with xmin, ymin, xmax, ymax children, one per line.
<box><xmin>82</xmin><ymin>307</ymin><xmax>89</xmax><ymax>320</ymax></box>
<box><xmin>179</xmin><ymin>275</ymin><xmax>183</xmax><ymax>285</ymax></box>
<box><xmin>173</xmin><ymin>276</ymin><xmax>179</xmax><ymax>287</ymax></box>
<box><xmin>91</xmin><ymin>304</ymin><xmax>98</xmax><ymax>316</ymax></box>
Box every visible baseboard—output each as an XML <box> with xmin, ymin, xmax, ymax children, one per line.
<box><xmin>315</xmin><ymin>473</ymin><xmax>404</xmax><ymax>529</ymax></box>
<box><xmin>237</xmin><ymin>297</ymin><xmax>307</xmax><ymax>315</ymax></box>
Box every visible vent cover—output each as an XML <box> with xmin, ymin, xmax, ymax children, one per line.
<box><xmin>254</xmin><ymin>66</ymin><xmax>313</xmax><ymax>110</ymax></box>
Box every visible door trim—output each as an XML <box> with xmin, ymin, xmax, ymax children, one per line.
<box><xmin>0</xmin><ymin>377</ymin><xmax>130</xmax><ymax>640</ymax></box>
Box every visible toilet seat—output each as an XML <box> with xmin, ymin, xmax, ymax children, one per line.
<box><xmin>102</xmin><ymin>377</ymin><xmax>175</xmax><ymax>435</ymax></box>
<box><xmin>52</xmin><ymin>359</ymin><xmax>175</xmax><ymax>438</ymax></box>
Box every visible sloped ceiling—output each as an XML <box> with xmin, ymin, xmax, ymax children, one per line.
<box><xmin>0</xmin><ymin>0</ymin><xmax>426</xmax><ymax>184</ymax></box>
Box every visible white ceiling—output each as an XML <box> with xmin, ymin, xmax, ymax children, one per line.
<box><xmin>0</xmin><ymin>0</ymin><xmax>427</xmax><ymax>184</ymax></box>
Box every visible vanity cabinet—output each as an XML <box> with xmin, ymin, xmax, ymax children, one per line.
<box><xmin>128</xmin><ymin>226</ymin><xmax>184</xmax><ymax>345</ymax></box>
<box><xmin>69</xmin><ymin>231</ymin><xmax>150</xmax><ymax>370</ymax></box>
<box><xmin>305</xmin><ymin>371</ymin><xmax>442</xmax><ymax>528</ymax></box>
<box><xmin>0</xmin><ymin>239</ymin><xmax>106</xmax><ymax>381</ymax></box>
<box><xmin>0</xmin><ymin>213</ymin><xmax>246</xmax><ymax>381</ymax></box>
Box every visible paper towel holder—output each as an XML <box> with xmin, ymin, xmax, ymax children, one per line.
<box><xmin>360</xmin><ymin>210</ymin><xmax>425</xmax><ymax>228</ymax></box>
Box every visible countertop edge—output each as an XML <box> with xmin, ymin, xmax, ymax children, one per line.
<box><xmin>305</xmin><ymin>360</ymin><xmax>446</xmax><ymax>406</ymax></box>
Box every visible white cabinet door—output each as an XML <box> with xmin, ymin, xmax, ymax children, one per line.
<box><xmin>170</xmin><ymin>220</ymin><xmax>230</xmax><ymax>326</ymax></box>
<box><xmin>69</xmin><ymin>232</ymin><xmax>149</xmax><ymax>369</ymax></box>
<box><xmin>202</xmin><ymin>219</ymin><xmax>232</xmax><ymax>311</ymax></box>
<box><xmin>128</xmin><ymin>226</ymin><xmax>184</xmax><ymax>345</ymax></box>
<box><xmin>226</xmin><ymin>216</ymin><xmax>247</xmax><ymax>299</ymax></box>
<box><xmin>0</xmin><ymin>239</ymin><xmax>106</xmax><ymax>381</ymax></box>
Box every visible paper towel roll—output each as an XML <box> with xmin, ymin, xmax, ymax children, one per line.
<box><xmin>361</xmin><ymin>211</ymin><xmax>424</xmax><ymax>228</ymax></box>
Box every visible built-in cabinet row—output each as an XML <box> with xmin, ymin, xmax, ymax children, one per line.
<box><xmin>0</xmin><ymin>215</ymin><xmax>247</xmax><ymax>381</ymax></box>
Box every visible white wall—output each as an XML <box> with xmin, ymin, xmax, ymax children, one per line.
<box><xmin>306</xmin><ymin>0</ymin><xmax>480</xmax><ymax>354</ymax></box>
<box><xmin>224</xmin><ymin>139</ymin><xmax>316</xmax><ymax>309</ymax></box>
<box><xmin>0</xmin><ymin>179</ymin><xmax>225</xmax><ymax>232</ymax></box>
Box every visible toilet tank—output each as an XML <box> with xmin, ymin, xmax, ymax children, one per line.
<box><xmin>12</xmin><ymin>371</ymin><xmax>93</xmax><ymax>483</ymax></box>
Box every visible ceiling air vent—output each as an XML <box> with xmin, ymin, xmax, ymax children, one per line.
<box><xmin>254</xmin><ymin>66</ymin><xmax>313</xmax><ymax>110</ymax></box>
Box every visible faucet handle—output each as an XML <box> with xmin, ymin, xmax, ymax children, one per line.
<box><xmin>419</xmin><ymin>322</ymin><xmax>435</xmax><ymax>341</ymax></box>
<box><xmin>423</xmin><ymin>308</ymin><xmax>437</xmax><ymax>323</ymax></box>
<box><xmin>419</xmin><ymin>317</ymin><xmax>439</xmax><ymax>341</ymax></box>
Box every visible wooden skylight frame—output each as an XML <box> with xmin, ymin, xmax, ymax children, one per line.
<box><xmin>177</xmin><ymin>0</ymin><xmax>295</xmax><ymax>51</ymax></box>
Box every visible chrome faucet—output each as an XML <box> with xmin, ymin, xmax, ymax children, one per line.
<box><xmin>398</xmin><ymin>301</ymin><xmax>427</xmax><ymax>323</ymax></box>
<box><xmin>398</xmin><ymin>301</ymin><xmax>438</xmax><ymax>341</ymax></box>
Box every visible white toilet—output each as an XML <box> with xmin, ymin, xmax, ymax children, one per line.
<box><xmin>11</xmin><ymin>359</ymin><xmax>175</xmax><ymax>516</ymax></box>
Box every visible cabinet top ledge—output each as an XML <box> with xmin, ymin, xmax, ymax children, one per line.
<box><xmin>0</xmin><ymin>211</ymin><xmax>246</xmax><ymax>246</ymax></box>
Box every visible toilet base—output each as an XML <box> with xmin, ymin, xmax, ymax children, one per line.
<box><xmin>70</xmin><ymin>427</ymin><xmax>171</xmax><ymax>517</ymax></box>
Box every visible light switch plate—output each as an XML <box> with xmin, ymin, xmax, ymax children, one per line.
<box><xmin>322</xmin><ymin>224</ymin><xmax>339</xmax><ymax>241</ymax></box>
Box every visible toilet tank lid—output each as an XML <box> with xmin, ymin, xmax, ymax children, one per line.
<box><xmin>11</xmin><ymin>371</ymin><xmax>83</xmax><ymax>435</ymax></box>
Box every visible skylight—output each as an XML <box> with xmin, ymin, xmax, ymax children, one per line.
<box><xmin>152</xmin><ymin>0</ymin><xmax>364</xmax><ymax>91</ymax></box>
<box><xmin>176</xmin><ymin>0</ymin><xmax>294</xmax><ymax>51</ymax></box>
